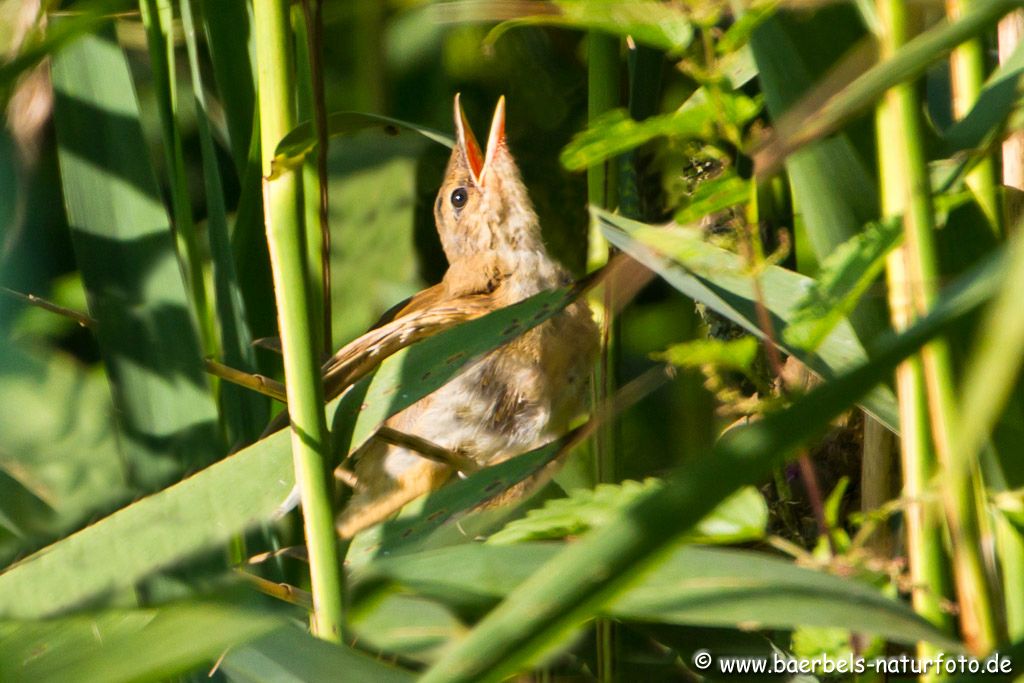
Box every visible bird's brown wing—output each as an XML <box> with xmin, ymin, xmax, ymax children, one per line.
<box><xmin>321</xmin><ymin>284</ymin><xmax>498</xmax><ymax>401</ymax></box>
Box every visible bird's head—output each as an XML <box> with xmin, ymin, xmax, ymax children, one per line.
<box><xmin>433</xmin><ymin>94</ymin><xmax>541</xmax><ymax>264</ymax></box>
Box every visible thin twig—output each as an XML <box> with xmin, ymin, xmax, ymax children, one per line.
<box><xmin>204</xmin><ymin>358</ymin><xmax>287</xmax><ymax>402</ymax></box>
<box><xmin>1</xmin><ymin>286</ymin><xmax>95</xmax><ymax>327</ymax></box>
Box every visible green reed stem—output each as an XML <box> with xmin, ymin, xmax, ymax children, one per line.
<box><xmin>253</xmin><ymin>0</ymin><xmax>343</xmax><ymax>642</ymax></box>
<box><xmin>877</xmin><ymin>0</ymin><xmax>999</xmax><ymax>655</ymax></box>
<box><xmin>949</xmin><ymin>0</ymin><xmax>1002</xmax><ymax>237</ymax></box>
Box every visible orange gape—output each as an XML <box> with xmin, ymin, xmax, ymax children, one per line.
<box><xmin>334</xmin><ymin>95</ymin><xmax>597</xmax><ymax>538</ymax></box>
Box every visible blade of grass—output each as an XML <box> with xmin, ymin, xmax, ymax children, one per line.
<box><xmin>0</xmin><ymin>599</ymin><xmax>283</xmax><ymax>683</ymax></box>
<box><xmin>358</xmin><ymin>543</ymin><xmax>959</xmax><ymax>650</ymax></box>
<box><xmin>51</xmin><ymin>25</ymin><xmax>221</xmax><ymax>489</ymax></box>
<box><xmin>947</xmin><ymin>0</ymin><xmax>1002</xmax><ymax>237</ymax></box>
<box><xmin>221</xmin><ymin>623</ymin><xmax>415</xmax><ymax>682</ymax></box>
<box><xmin>418</xmin><ymin>243</ymin><xmax>1007</xmax><ymax>683</ymax></box>
<box><xmin>138</xmin><ymin>0</ymin><xmax>216</xmax><ymax>358</ymax></box>
<box><xmin>253</xmin><ymin>0</ymin><xmax>342</xmax><ymax>641</ymax></box>
<box><xmin>180</xmin><ymin>0</ymin><xmax>267</xmax><ymax>449</ymax></box>
<box><xmin>197</xmin><ymin>0</ymin><xmax>257</xmax><ymax>175</ymax></box>
<box><xmin>597</xmin><ymin>209</ymin><xmax>900</xmax><ymax>431</ymax></box>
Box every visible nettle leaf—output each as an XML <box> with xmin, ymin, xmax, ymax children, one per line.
<box><xmin>487</xmin><ymin>480</ymin><xmax>767</xmax><ymax>545</ymax></box>
<box><xmin>674</xmin><ymin>171</ymin><xmax>750</xmax><ymax>225</ymax></box>
<box><xmin>783</xmin><ymin>219</ymin><xmax>902</xmax><ymax>352</ymax></box>
<box><xmin>656</xmin><ymin>337</ymin><xmax>761</xmax><ymax>375</ymax></box>
<box><xmin>560</xmin><ymin>93</ymin><xmax>761</xmax><ymax>171</ymax></box>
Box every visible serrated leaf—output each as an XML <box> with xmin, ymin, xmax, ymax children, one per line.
<box><xmin>674</xmin><ymin>172</ymin><xmax>750</xmax><ymax>225</ymax></box>
<box><xmin>487</xmin><ymin>481</ymin><xmax>766</xmax><ymax>545</ymax></box>
<box><xmin>783</xmin><ymin>219</ymin><xmax>902</xmax><ymax>352</ymax></box>
<box><xmin>560</xmin><ymin>93</ymin><xmax>761</xmax><ymax>171</ymax></box>
<box><xmin>656</xmin><ymin>337</ymin><xmax>760</xmax><ymax>374</ymax></box>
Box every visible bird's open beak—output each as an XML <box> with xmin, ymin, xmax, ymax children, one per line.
<box><xmin>454</xmin><ymin>93</ymin><xmax>506</xmax><ymax>186</ymax></box>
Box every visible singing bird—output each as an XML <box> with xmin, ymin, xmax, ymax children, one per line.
<box><xmin>333</xmin><ymin>95</ymin><xmax>597</xmax><ymax>537</ymax></box>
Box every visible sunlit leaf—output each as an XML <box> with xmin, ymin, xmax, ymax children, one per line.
<box><xmin>783</xmin><ymin>219</ymin><xmax>902</xmax><ymax>352</ymax></box>
<box><xmin>596</xmin><ymin>209</ymin><xmax>899</xmax><ymax>431</ymax></box>
<box><xmin>486</xmin><ymin>481</ymin><xmax>767</xmax><ymax>545</ymax></box>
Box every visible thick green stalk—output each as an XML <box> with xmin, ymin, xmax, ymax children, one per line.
<box><xmin>948</xmin><ymin>0</ymin><xmax>1002</xmax><ymax>237</ymax></box>
<box><xmin>138</xmin><ymin>0</ymin><xmax>217</xmax><ymax>358</ymax></box>
<box><xmin>876</xmin><ymin>53</ymin><xmax>954</xmax><ymax>665</ymax></box>
<box><xmin>253</xmin><ymin>0</ymin><xmax>343</xmax><ymax>641</ymax></box>
<box><xmin>586</xmin><ymin>31</ymin><xmax>620</xmax><ymax>683</ymax></box>
<box><xmin>876</xmin><ymin>0</ymin><xmax>998</xmax><ymax>654</ymax></box>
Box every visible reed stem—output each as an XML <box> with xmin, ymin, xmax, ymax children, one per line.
<box><xmin>253</xmin><ymin>0</ymin><xmax>344</xmax><ymax>642</ymax></box>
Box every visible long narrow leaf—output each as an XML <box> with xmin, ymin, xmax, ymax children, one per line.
<box><xmin>51</xmin><ymin>26</ymin><xmax>221</xmax><ymax>489</ymax></box>
<box><xmin>358</xmin><ymin>543</ymin><xmax>958</xmax><ymax>649</ymax></box>
<box><xmin>597</xmin><ymin>209</ymin><xmax>899</xmax><ymax>431</ymax></box>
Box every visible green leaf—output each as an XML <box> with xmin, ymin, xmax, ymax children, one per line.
<box><xmin>656</xmin><ymin>337</ymin><xmax>760</xmax><ymax>375</ymax></box>
<box><xmin>271</xmin><ymin>111</ymin><xmax>453</xmax><ymax>178</ymax></box>
<box><xmin>487</xmin><ymin>481</ymin><xmax>766</xmax><ymax>545</ymax></box>
<box><xmin>51</xmin><ymin>26</ymin><xmax>222</xmax><ymax>488</ymax></box>
<box><xmin>942</xmin><ymin>36</ymin><xmax>1024</xmax><ymax>155</ymax></box>
<box><xmin>348</xmin><ymin>594</ymin><xmax>465</xmax><ymax>664</ymax></box>
<box><xmin>417</xmin><ymin>244</ymin><xmax>1004</xmax><ymax>683</ymax></box>
<box><xmin>560</xmin><ymin>93</ymin><xmax>761</xmax><ymax>171</ymax></box>
<box><xmin>0</xmin><ymin>345</ymin><xmax>128</xmax><ymax>564</ymax></box>
<box><xmin>0</xmin><ymin>599</ymin><xmax>283</xmax><ymax>683</ymax></box>
<box><xmin>182</xmin><ymin>0</ymin><xmax>268</xmax><ymax>447</ymax></box>
<box><xmin>596</xmin><ymin>209</ymin><xmax>899</xmax><ymax>431</ymax></box>
<box><xmin>221</xmin><ymin>622</ymin><xmax>416</xmax><ymax>683</ymax></box>
<box><xmin>358</xmin><ymin>543</ymin><xmax>957</xmax><ymax>648</ymax></box>
<box><xmin>478</xmin><ymin>0</ymin><xmax>694</xmax><ymax>54</ymax></box>
<box><xmin>346</xmin><ymin>436</ymin><xmax>570</xmax><ymax>569</ymax></box>
<box><xmin>674</xmin><ymin>172</ymin><xmax>750</xmax><ymax>225</ymax></box>
<box><xmin>783</xmin><ymin>219</ymin><xmax>902</xmax><ymax>352</ymax></box>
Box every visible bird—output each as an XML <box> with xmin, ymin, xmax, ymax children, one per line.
<box><xmin>332</xmin><ymin>94</ymin><xmax>598</xmax><ymax>538</ymax></box>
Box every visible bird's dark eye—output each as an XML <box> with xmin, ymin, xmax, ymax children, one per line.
<box><xmin>450</xmin><ymin>187</ymin><xmax>468</xmax><ymax>209</ymax></box>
